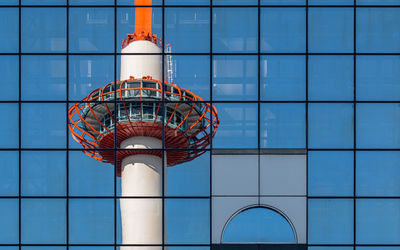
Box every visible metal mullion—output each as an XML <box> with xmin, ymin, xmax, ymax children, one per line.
<box><xmin>18</xmin><ymin>0</ymin><xmax>22</xmax><ymax>248</ymax></box>
<box><xmin>113</xmin><ymin>0</ymin><xmax>118</xmax><ymax>249</ymax></box>
<box><xmin>305</xmin><ymin>0</ymin><xmax>309</xmax><ymax>246</ymax></box>
<box><xmin>257</xmin><ymin>0</ymin><xmax>261</xmax><ymax>207</ymax></box>
<box><xmin>209</xmin><ymin>0</ymin><xmax>213</xmax><ymax>247</ymax></box>
<box><xmin>162</xmin><ymin>0</ymin><xmax>166</xmax><ymax>248</ymax></box>
<box><xmin>66</xmin><ymin>0</ymin><xmax>70</xmax><ymax>248</ymax></box>
<box><xmin>353</xmin><ymin>0</ymin><xmax>357</xmax><ymax>247</ymax></box>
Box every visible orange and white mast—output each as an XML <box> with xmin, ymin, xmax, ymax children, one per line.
<box><xmin>120</xmin><ymin>1</ymin><xmax>164</xmax><ymax>249</ymax></box>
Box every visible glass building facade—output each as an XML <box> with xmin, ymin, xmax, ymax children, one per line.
<box><xmin>0</xmin><ymin>0</ymin><xmax>400</xmax><ymax>249</ymax></box>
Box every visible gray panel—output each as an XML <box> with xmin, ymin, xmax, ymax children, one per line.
<box><xmin>212</xmin><ymin>155</ymin><xmax>258</xmax><ymax>196</ymax></box>
<box><xmin>260</xmin><ymin>155</ymin><xmax>306</xmax><ymax>196</ymax></box>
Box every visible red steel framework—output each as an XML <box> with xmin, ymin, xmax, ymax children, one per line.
<box><xmin>68</xmin><ymin>76</ymin><xmax>219</xmax><ymax>176</ymax></box>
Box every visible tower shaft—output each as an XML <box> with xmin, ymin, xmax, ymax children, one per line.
<box><xmin>135</xmin><ymin>0</ymin><xmax>152</xmax><ymax>36</ymax></box>
<box><xmin>120</xmin><ymin>137</ymin><xmax>166</xmax><ymax>250</ymax></box>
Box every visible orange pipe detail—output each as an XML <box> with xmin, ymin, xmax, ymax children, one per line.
<box><xmin>135</xmin><ymin>0</ymin><xmax>152</xmax><ymax>36</ymax></box>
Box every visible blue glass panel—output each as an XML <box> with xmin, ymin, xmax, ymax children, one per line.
<box><xmin>309</xmin><ymin>103</ymin><xmax>354</xmax><ymax>148</ymax></box>
<box><xmin>261</xmin><ymin>55</ymin><xmax>306</xmax><ymax>101</ymax></box>
<box><xmin>22</xmin><ymin>248</ymin><xmax>66</xmax><ymax>250</ymax></box>
<box><xmin>21</xmin><ymin>103</ymin><xmax>66</xmax><ymax>148</ymax></box>
<box><xmin>357</xmin><ymin>151</ymin><xmax>400</xmax><ymax>196</ymax></box>
<box><xmin>357</xmin><ymin>103</ymin><xmax>400</xmax><ymax>148</ymax></box>
<box><xmin>357</xmin><ymin>0</ymin><xmax>400</xmax><ymax>4</ymax></box>
<box><xmin>0</xmin><ymin>8</ymin><xmax>18</xmax><ymax>52</ymax></box>
<box><xmin>213</xmin><ymin>8</ymin><xmax>257</xmax><ymax>53</ymax></box>
<box><xmin>213</xmin><ymin>55</ymin><xmax>257</xmax><ymax>101</ymax></box>
<box><xmin>308</xmin><ymin>56</ymin><xmax>354</xmax><ymax>101</ymax></box>
<box><xmin>166</xmin><ymin>199</ymin><xmax>209</xmax><ymax>244</ymax></box>
<box><xmin>22</xmin><ymin>0</ymin><xmax>65</xmax><ymax>4</ymax></box>
<box><xmin>357</xmin><ymin>199</ymin><xmax>400</xmax><ymax>244</ymax></box>
<box><xmin>0</xmin><ymin>248</ymin><xmax>19</xmax><ymax>250</ymax></box>
<box><xmin>308</xmin><ymin>151</ymin><xmax>354</xmax><ymax>196</ymax></box>
<box><xmin>69</xmin><ymin>199</ymin><xmax>114</xmax><ymax>244</ymax></box>
<box><xmin>357</xmin><ymin>8</ymin><xmax>400</xmax><ymax>53</ymax></box>
<box><xmin>21</xmin><ymin>199</ymin><xmax>66</xmax><ymax>244</ymax></box>
<box><xmin>70</xmin><ymin>8</ymin><xmax>114</xmax><ymax>53</ymax></box>
<box><xmin>0</xmin><ymin>56</ymin><xmax>18</xmax><ymax>101</ymax></box>
<box><xmin>213</xmin><ymin>103</ymin><xmax>257</xmax><ymax>148</ymax></box>
<box><xmin>117</xmin><ymin>7</ymin><xmax>162</xmax><ymax>49</ymax></box>
<box><xmin>223</xmin><ymin>207</ymin><xmax>295</xmax><ymax>243</ymax></box>
<box><xmin>172</xmin><ymin>55</ymin><xmax>210</xmax><ymax>101</ymax></box>
<box><xmin>357</xmin><ymin>56</ymin><xmax>400</xmax><ymax>101</ymax></box>
<box><xmin>308</xmin><ymin>199</ymin><xmax>354</xmax><ymax>244</ymax></box>
<box><xmin>165</xmin><ymin>8</ymin><xmax>209</xmax><ymax>53</ymax></box>
<box><xmin>309</xmin><ymin>248</ymin><xmax>353</xmax><ymax>250</ymax></box>
<box><xmin>261</xmin><ymin>8</ymin><xmax>306</xmax><ymax>53</ymax></box>
<box><xmin>21</xmin><ymin>151</ymin><xmax>66</xmax><ymax>196</ymax></box>
<box><xmin>70</xmin><ymin>0</ymin><xmax>114</xmax><ymax>5</ymax></box>
<box><xmin>69</xmin><ymin>55</ymin><xmax>114</xmax><ymax>101</ymax></box>
<box><xmin>309</xmin><ymin>8</ymin><xmax>353</xmax><ymax>53</ymax></box>
<box><xmin>167</xmin><ymin>152</ymin><xmax>210</xmax><ymax>196</ymax></box>
<box><xmin>310</xmin><ymin>0</ymin><xmax>353</xmax><ymax>4</ymax></box>
<box><xmin>0</xmin><ymin>104</ymin><xmax>18</xmax><ymax>148</ymax></box>
<box><xmin>214</xmin><ymin>0</ymin><xmax>257</xmax><ymax>5</ymax></box>
<box><xmin>69</xmin><ymin>248</ymin><xmax>113</xmax><ymax>250</ymax></box>
<box><xmin>21</xmin><ymin>8</ymin><xmax>66</xmax><ymax>52</ymax></box>
<box><xmin>69</xmin><ymin>151</ymin><xmax>114</xmax><ymax>196</ymax></box>
<box><xmin>261</xmin><ymin>0</ymin><xmax>305</xmax><ymax>5</ymax></box>
<box><xmin>0</xmin><ymin>151</ymin><xmax>18</xmax><ymax>196</ymax></box>
<box><xmin>166</xmin><ymin>0</ymin><xmax>208</xmax><ymax>4</ymax></box>
<box><xmin>22</xmin><ymin>55</ymin><xmax>66</xmax><ymax>101</ymax></box>
<box><xmin>0</xmin><ymin>199</ymin><xmax>18</xmax><ymax>244</ymax></box>
<box><xmin>357</xmin><ymin>248</ymin><xmax>400</xmax><ymax>250</ymax></box>
<box><xmin>261</xmin><ymin>103</ymin><xmax>306</xmax><ymax>148</ymax></box>
<box><xmin>0</xmin><ymin>0</ymin><xmax>18</xmax><ymax>5</ymax></box>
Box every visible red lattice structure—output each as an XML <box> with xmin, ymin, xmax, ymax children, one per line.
<box><xmin>68</xmin><ymin>76</ymin><xmax>219</xmax><ymax>176</ymax></box>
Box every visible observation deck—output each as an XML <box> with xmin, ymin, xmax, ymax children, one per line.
<box><xmin>69</xmin><ymin>76</ymin><xmax>219</xmax><ymax>175</ymax></box>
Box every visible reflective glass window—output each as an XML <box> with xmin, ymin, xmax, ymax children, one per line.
<box><xmin>0</xmin><ymin>0</ymin><xmax>18</xmax><ymax>5</ymax></box>
<box><xmin>261</xmin><ymin>103</ymin><xmax>306</xmax><ymax>148</ymax></box>
<box><xmin>310</xmin><ymin>0</ymin><xmax>353</xmax><ymax>4</ymax></box>
<box><xmin>0</xmin><ymin>199</ymin><xmax>19</xmax><ymax>244</ymax></box>
<box><xmin>165</xmin><ymin>8</ymin><xmax>209</xmax><ymax>53</ymax></box>
<box><xmin>22</xmin><ymin>248</ymin><xmax>66</xmax><ymax>250</ymax></box>
<box><xmin>357</xmin><ymin>248</ymin><xmax>400</xmax><ymax>250</ymax></box>
<box><xmin>357</xmin><ymin>199</ymin><xmax>400</xmax><ymax>244</ymax></box>
<box><xmin>69</xmin><ymin>55</ymin><xmax>114</xmax><ymax>101</ymax></box>
<box><xmin>0</xmin><ymin>8</ymin><xmax>18</xmax><ymax>53</ymax></box>
<box><xmin>261</xmin><ymin>55</ymin><xmax>306</xmax><ymax>101</ymax></box>
<box><xmin>214</xmin><ymin>0</ymin><xmax>257</xmax><ymax>5</ymax></box>
<box><xmin>21</xmin><ymin>199</ymin><xmax>66</xmax><ymax>244</ymax></box>
<box><xmin>357</xmin><ymin>103</ymin><xmax>400</xmax><ymax>148</ymax></box>
<box><xmin>22</xmin><ymin>0</ymin><xmax>65</xmax><ymax>4</ymax></box>
<box><xmin>165</xmin><ymin>199</ymin><xmax>210</xmax><ymax>244</ymax></box>
<box><xmin>213</xmin><ymin>8</ymin><xmax>257</xmax><ymax>53</ymax></box>
<box><xmin>357</xmin><ymin>151</ymin><xmax>400</xmax><ymax>196</ymax></box>
<box><xmin>261</xmin><ymin>8</ymin><xmax>306</xmax><ymax>53</ymax></box>
<box><xmin>69</xmin><ymin>151</ymin><xmax>114</xmax><ymax>196</ymax></box>
<box><xmin>21</xmin><ymin>151</ymin><xmax>66</xmax><ymax>196</ymax></box>
<box><xmin>0</xmin><ymin>104</ymin><xmax>19</xmax><ymax>148</ymax></box>
<box><xmin>357</xmin><ymin>0</ymin><xmax>400</xmax><ymax>4</ymax></box>
<box><xmin>308</xmin><ymin>151</ymin><xmax>354</xmax><ymax>196</ymax></box>
<box><xmin>69</xmin><ymin>199</ymin><xmax>114</xmax><ymax>244</ymax></box>
<box><xmin>308</xmin><ymin>199</ymin><xmax>354</xmax><ymax>244</ymax></box>
<box><xmin>357</xmin><ymin>8</ymin><xmax>400</xmax><ymax>53</ymax></box>
<box><xmin>213</xmin><ymin>55</ymin><xmax>257</xmax><ymax>101</ymax></box>
<box><xmin>213</xmin><ymin>103</ymin><xmax>257</xmax><ymax>148</ymax></box>
<box><xmin>223</xmin><ymin>207</ymin><xmax>296</xmax><ymax>243</ymax></box>
<box><xmin>21</xmin><ymin>103</ymin><xmax>66</xmax><ymax>148</ymax></box>
<box><xmin>0</xmin><ymin>56</ymin><xmax>19</xmax><ymax>101</ymax></box>
<box><xmin>357</xmin><ymin>56</ymin><xmax>400</xmax><ymax>101</ymax></box>
<box><xmin>166</xmin><ymin>0</ymin><xmax>208</xmax><ymax>5</ymax></box>
<box><xmin>309</xmin><ymin>248</ymin><xmax>354</xmax><ymax>250</ymax></box>
<box><xmin>22</xmin><ymin>55</ymin><xmax>66</xmax><ymax>101</ymax></box>
<box><xmin>309</xmin><ymin>103</ymin><xmax>354</xmax><ymax>149</ymax></box>
<box><xmin>308</xmin><ymin>56</ymin><xmax>354</xmax><ymax>101</ymax></box>
<box><xmin>21</xmin><ymin>8</ymin><xmax>66</xmax><ymax>53</ymax></box>
<box><xmin>167</xmin><ymin>152</ymin><xmax>210</xmax><ymax>197</ymax></box>
<box><xmin>309</xmin><ymin>8</ymin><xmax>354</xmax><ymax>53</ymax></box>
<box><xmin>171</xmin><ymin>55</ymin><xmax>210</xmax><ymax>101</ymax></box>
<box><xmin>0</xmin><ymin>152</ymin><xmax>18</xmax><ymax>196</ymax></box>
<box><xmin>70</xmin><ymin>0</ymin><xmax>114</xmax><ymax>5</ymax></box>
<box><xmin>261</xmin><ymin>0</ymin><xmax>305</xmax><ymax>5</ymax></box>
<box><xmin>118</xmin><ymin>0</ymin><xmax>162</xmax><ymax>4</ymax></box>
<box><xmin>69</xmin><ymin>8</ymin><xmax>114</xmax><ymax>53</ymax></box>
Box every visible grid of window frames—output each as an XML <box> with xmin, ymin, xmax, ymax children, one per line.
<box><xmin>0</xmin><ymin>0</ymin><xmax>400</xmax><ymax>249</ymax></box>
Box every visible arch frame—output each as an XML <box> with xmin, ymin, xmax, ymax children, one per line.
<box><xmin>220</xmin><ymin>204</ymin><xmax>299</xmax><ymax>244</ymax></box>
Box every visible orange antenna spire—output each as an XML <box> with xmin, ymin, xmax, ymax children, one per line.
<box><xmin>135</xmin><ymin>0</ymin><xmax>152</xmax><ymax>36</ymax></box>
